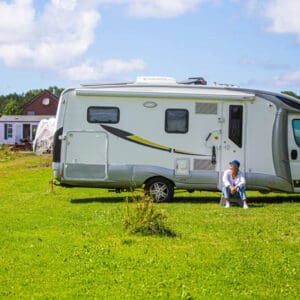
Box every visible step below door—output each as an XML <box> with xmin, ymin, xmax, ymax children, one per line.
<box><xmin>64</xmin><ymin>131</ymin><xmax>108</xmax><ymax>180</ymax></box>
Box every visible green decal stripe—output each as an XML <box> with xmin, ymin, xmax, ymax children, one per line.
<box><xmin>129</xmin><ymin>135</ymin><xmax>172</xmax><ymax>152</ymax></box>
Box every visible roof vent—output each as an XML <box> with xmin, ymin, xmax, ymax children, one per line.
<box><xmin>212</xmin><ymin>82</ymin><xmax>239</xmax><ymax>88</ymax></box>
<box><xmin>135</xmin><ymin>76</ymin><xmax>177</xmax><ymax>85</ymax></box>
<box><xmin>179</xmin><ymin>77</ymin><xmax>207</xmax><ymax>85</ymax></box>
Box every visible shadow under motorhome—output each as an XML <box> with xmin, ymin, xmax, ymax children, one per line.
<box><xmin>52</xmin><ymin>76</ymin><xmax>300</xmax><ymax>201</ymax></box>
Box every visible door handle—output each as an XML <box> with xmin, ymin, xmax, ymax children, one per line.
<box><xmin>291</xmin><ymin>149</ymin><xmax>298</xmax><ymax>160</ymax></box>
<box><xmin>211</xmin><ymin>146</ymin><xmax>216</xmax><ymax>165</ymax></box>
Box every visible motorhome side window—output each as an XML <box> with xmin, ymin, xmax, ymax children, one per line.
<box><xmin>87</xmin><ymin>107</ymin><xmax>120</xmax><ymax>123</ymax></box>
<box><xmin>165</xmin><ymin>109</ymin><xmax>189</xmax><ymax>133</ymax></box>
<box><xmin>292</xmin><ymin>119</ymin><xmax>300</xmax><ymax>146</ymax></box>
<box><xmin>228</xmin><ymin>105</ymin><xmax>243</xmax><ymax>147</ymax></box>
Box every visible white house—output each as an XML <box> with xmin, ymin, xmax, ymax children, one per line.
<box><xmin>0</xmin><ymin>115</ymin><xmax>54</xmax><ymax>145</ymax></box>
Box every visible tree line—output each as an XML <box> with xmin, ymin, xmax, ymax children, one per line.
<box><xmin>0</xmin><ymin>86</ymin><xmax>64</xmax><ymax>115</ymax></box>
<box><xmin>0</xmin><ymin>88</ymin><xmax>299</xmax><ymax>116</ymax></box>
<box><xmin>281</xmin><ymin>91</ymin><xmax>300</xmax><ymax>99</ymax></box>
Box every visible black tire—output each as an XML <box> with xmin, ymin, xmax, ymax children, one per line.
<box><xmin>144</xmin><ymin>177</ymin><xmax>174</xmax><ymax>202</ymax></box>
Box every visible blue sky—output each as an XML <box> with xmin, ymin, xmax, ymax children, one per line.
<box><xmin>0</xmin><ymin>0</ymin><xmax>300</xmax><ymax>95</ymax></box>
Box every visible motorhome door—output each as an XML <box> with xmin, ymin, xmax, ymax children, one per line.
<box><xmin>220</xmin><ymin>103</ymin><xmax>245</xmax><ymax>175</ymax></box>
<box><xmin>63</xmin><ymin>131</ymin><xmax>108</xmax><ymax>180</ymax></box>
<box><xmin>288</xmin><ymin>114</ymin><xmax>300</xmax><ymax>192</ymax></box>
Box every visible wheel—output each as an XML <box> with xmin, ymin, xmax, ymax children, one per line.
<box><xmin>145</xmin><ymin>177</ymin><xmax>174</xmax><ymax>202</ymax></box>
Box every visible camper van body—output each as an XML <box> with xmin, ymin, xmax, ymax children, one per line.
<box><xmin>52</xmin><ymin>77</ymin><xmax>300</xmax><ymax>200</ymax></box>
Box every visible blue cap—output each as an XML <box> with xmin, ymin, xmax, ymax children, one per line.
<box><xmin>230</xmin><ymin>160</ymin><xmax>240</xmax><ymax>168</ymax></box>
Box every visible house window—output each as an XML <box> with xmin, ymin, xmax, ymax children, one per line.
<box><xmin>292</xmin><ymin>119</ymin><xmax>300</xmax><ymax>147</ymax></box>
<box><xmin>228</xmin><ymin>105</ymin><xmax>243</xmax><ymax>148</ymax></box>
<box><xmin>87</xmin><ymin>107</ymin><xmax>120</xmax><ymax>123</ymax></box>
<box><xmin>27</xmin><ymin>111</ymin><xmax>35</xmax><ymax>115</ymax></box>
<box><xmin>165</xmin><ymin>109</ymin><xmax>189</xmax><ymax>133</ymax></box>
<box><xmin>4</xmin><ymin>124</ymin><xmax>13</xmax><ymax>139</ymax></box>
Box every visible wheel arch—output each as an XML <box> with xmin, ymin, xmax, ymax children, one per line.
<box><xmin>144</xmin><ymin>175</ymin><xmax>175</xmax><ymax>188</ymax></box>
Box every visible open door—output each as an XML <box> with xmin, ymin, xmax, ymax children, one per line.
<box><xmin>64</xmin><ymin>131</ymin><xmax>108</xmax><ymax>181</ymax></box>
<box><xmin>219</xmin><ymin>103</ymin><xmax>245</xmax><ymax>187</ymax></box>
<box><xmin>288</xmin><ymin>114</ymin><xmax>300</xmax><ymax>192</ymax></box>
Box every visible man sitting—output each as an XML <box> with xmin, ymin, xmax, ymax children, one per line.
<box><xmin>222</xmin><ymin>160</ymin><xmax>249</xmax><ymax>209</ymax></box>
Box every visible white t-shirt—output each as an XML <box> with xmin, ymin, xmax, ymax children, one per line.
<box><xmin>223</xmin><ymin>169</ymin><xmax>246</xmax><ymax>188</ymax></box>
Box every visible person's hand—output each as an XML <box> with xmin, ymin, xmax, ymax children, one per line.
<box><xmin>230</xmin><ymin>186</ymin><xmax>237</xmax><ymax>194</ymax></box>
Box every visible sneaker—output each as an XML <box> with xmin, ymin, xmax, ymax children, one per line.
<box><xmin>243</xmin><ymin>204</ymin><xmax>249</xmax><ymax>209</ymax></box>
<box><xmin>225</xmin><ymin>202</ymin><xmax>230</xmax><ymax>208</ymax></box>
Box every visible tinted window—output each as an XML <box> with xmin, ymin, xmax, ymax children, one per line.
<box><xmin>229</xmin><ymin>105</ymin><xmax>243</xmax><ymax>147</ymax></box>
<box><xmin>165</xmin><ymin>109</ymin><xmax>188</xmax><ymax>133</ymax></box>
<box><xmin>87</xmin><ymin>107</ymin><xmax>119</xmax><ymax>123</ymax></box>
<box><xmin>292</xmin><ymin>119</ymin><xmax>300</xmax><ymax>146</ymax></box>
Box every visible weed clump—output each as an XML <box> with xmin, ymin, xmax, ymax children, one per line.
<box><xmin>124</xmin><ymin>194</ymin><xmax>176</xmax><ymax>237</ymax></box>
<box><xmin>0</xmin><ymin>145</ymin><xmax>15</xmax><ymax>162</ymax></box>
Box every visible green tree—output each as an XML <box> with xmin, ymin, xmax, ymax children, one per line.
<box><xmin>2</xmin><ymin>99</ymin><xmax>22</xmax><ymax>115</ymax></box>
<box><xmin>48</xmin><ymin>86</ymin><xmax>64</xmax><ymax>97</ymax></box>
<box><xmin>281</xmin><ymin>91</ymin><xmax>300</xmax><ymax>99</ymax></box>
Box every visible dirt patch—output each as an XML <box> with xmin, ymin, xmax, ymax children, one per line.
<box><xmin>26</xmin><ymin>164</ymin><xmax>51</xmax><ymax>169</ymax></box>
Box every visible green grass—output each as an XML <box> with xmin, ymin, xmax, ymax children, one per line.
<box><xmin>0</xmin><ymin>151</ymin><xmax>299</xmax><ymax>299</ymax></box>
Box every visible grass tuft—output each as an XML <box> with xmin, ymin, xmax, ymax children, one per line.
<box><xmin>123</xmin><ymin>194</ymin><xmax>176</xmax><ymax>237</ymax></box>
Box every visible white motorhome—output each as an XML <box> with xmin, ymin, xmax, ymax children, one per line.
<box><xmin>52</xmin><ymin>76</ymin><xmax>300</xmax><ymax>201</ymax></box>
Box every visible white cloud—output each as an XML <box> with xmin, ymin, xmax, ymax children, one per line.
<box><xmin>243</xmin><ymin>0</ymin><xmax>300</xmax><ymax>89</ymax></box>
<box><xmin>0</xmin><ymin>0</ymin><xmax>35</xmax><ymax>43</ymax></box>
<box><xmin>95</xmin><ymin>0</ymin><xmax>210</xmax><ymax>17</ymax></box>
<box><xmin>52</xmin><ymin>0</ymin><xmax>77</xmax><ymax>10</ymax></box>
<box><xmin>265</xmin><ymin>0</ymin><xmax>300</xmax><ymax>38</ymax></box>
<box><xmin>60</xmin><ymin>58</ymin><xmax>146</xmax><ymax>81</ymax></box>
<box><xmin>0</xmin><ymin>0</ymin><xmax>100</xmax><ymax>69</ymax></box>
<box><xmin>0</xmin><ymin>0</ymin><xmax>211</xmax><ymax>81</ymax></box>
<box><xmin>125</xmin><ymin>0</ymin><xmax>208</xmax><ymax>18</ymax></box>
<box><xmin>248</xmin><ymin>0</ymin><xmax>300</xmax><ymax>42</ymax></box>
<box><xmin>273</xmin><ymin>70</ymin><xmax>300</xmax><ymax>87</ymax></box>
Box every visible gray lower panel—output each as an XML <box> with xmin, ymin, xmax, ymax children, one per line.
<box><xmin>59</xmin><ymin>163</ymin><xmax>294</xmax><ymax>193</ymax></box>
<box><xmin>65</xmin><ymin>163</ymin><xmax>106</xmax><ymax>180</ymax></box>
<box><xmin>132</xmin><ymin>165</ymin><xmax>219</xmax><ymax>189</ymax></box>
<box><xmin>245</xmin><ymin>172</ymin><xmax>293</xmax><ymax>192</ymax></box>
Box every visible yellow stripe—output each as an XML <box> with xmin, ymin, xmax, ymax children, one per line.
<box><xmin>129</xmin><ymin>135</ymin><xmax>171</xmax><ymax>151</ymax></box>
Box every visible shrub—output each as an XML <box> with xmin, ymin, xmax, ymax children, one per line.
<box><xmin>123</xmin><ymin>194</ymin><xmax>176</xmax><ymax>237</ymax></box>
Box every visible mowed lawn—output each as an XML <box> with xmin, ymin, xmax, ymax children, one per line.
<box><xmin>0</xmin><ymin>151</ymin><xmax>299</xmax><ymax>299</ymax></box>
